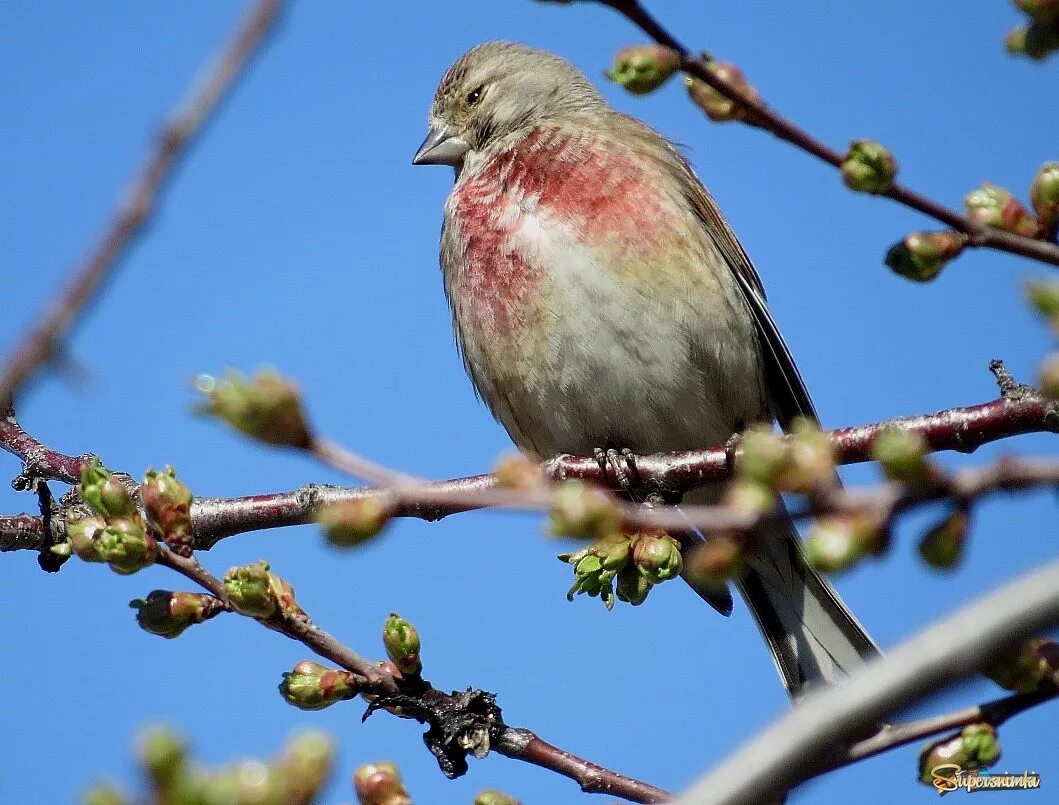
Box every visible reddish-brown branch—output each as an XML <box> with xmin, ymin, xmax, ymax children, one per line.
<box><xmin>593</xmin><ymin>0</ymin><xmax>1059</xmax><ymax>268</ymax></box>
<box><xmin>0</xmin><ymin>0</ymin><xmax>284</xmax><ymax>409</ymax></box>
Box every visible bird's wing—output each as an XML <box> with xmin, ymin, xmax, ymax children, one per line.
<box><xmin>679</xmin><ymin>167</ymin><xmax>819</xmax><ymax>430</ymax></box>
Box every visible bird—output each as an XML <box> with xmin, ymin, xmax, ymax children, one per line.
<box><xmin>412</xmin><ymin>40</ymin><xmax>880</xmax><ymax>698</ymax></box>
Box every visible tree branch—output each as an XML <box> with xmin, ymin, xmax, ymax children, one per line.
<box><xmin>592</xmin><ymin>0</ymin><xmax>1059</xmax><ymax>268</ymax></box>
<box><xmin>0</xmin><ymin>0</ymin><xmax>284</xmax><ymax>409</ymax></box>
<box><xmin>673</xmin><ymin>560</ymin><xmax>1059</xmax><ymax>805</ymax></box>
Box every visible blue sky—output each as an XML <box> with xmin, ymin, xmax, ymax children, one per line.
<box><xmin>1</xmin><ymin>1</ymin><xmax>1056</xmax><ymax>802</ymax></box>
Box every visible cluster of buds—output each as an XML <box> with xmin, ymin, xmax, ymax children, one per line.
<box><xmin>318</xmin><ymin>498</ymin><xmax>392</xmax><ymax>548</ymax></box>
<box><xmin>559</xmin><ymin>530</ymin><xmax>683</xmax><ymax>609</ymax></box>
<box><xmin>917</xmin><ymin>509</ymin><xmax>970</xmax><ymax>569</ymax></box>
<box><xmin>984</xmin><ymin>636</ymin><xmax>1059</xmax><ymax>692</ymax></box>
<box><xmin>685</xmin><ymin>59</ymin><xmax>760</xmax><ymax>123</ymax></box>
<box><xmin>1006</xmin><ymin>0</ymin><xmax>1059</xmax><ymax>60</ymax></box>
<box><xmin>223</xmin><ymin>560</ymin><xmax>303</xmax><ymax>621</ymax></box>
<box><xmin>197</xmin><ymin>368</ymin><xmax>313</xmax><ymax>449</ymax></box>
<box><xmin>918</xmin><ymin>724</ymin><xmax>1002</xmax><ymax>787</ymax></box>
<box><xmin>353</xmin><ymin>761</ymin><xmax>413</xmax><ymax>805</ymax></box>
<box><xmin>382</xmin><ymin>612</ymin><xmax>422</xmax><ymax>676</ymax></box>
<box><xmin>141</xmin><ymin>465</ymin><xmax>194</xmax><ymax>556</ymax></box>
<box><xmin>130</xmin><ymin>589</ymin><xmax>225</xmax><ymax>639</ymax></box>
<box><xmin>841</xmin><ymin>140</ymin><xmax>898</xmax><ymax>194</ymax></box>
<box><xmin>738</xmin><ymin>419</ymin><xmax>836</xmax><ymax>494</ymax></box>
<box><xmin>964</xmin><ymin>183</ymin><xmax>1040</xmax><ymax>237</ymax></box>
<box><xmin>279</xmin><ymin>660</ymin><xmax>360</xmax><ymax>711</ymax></box>
<box><xmin>884</xmin><ymin>231</ymin><xmax>967</xmax><ymax>282</ymax></box>
<box><xmin>606</xmin><ymin>44</ymin><xmax>680</xmax><ymax>94</ymax></box>
<box><xmin>68</xmin><ymin>457</ymin><xmax>158</xmax><ymax>574</ymax></box>
<box><xmin>85</xmin><ymin>726</ymin><xmax>335</xmax><ymax>805</ymax></box>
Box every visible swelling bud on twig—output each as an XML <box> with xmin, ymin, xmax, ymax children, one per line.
<box><xmin>475</xmin><ymin>791</ymin><xmax>522</xmax><ymax>805</ymax></box>
<box><xmin>66</xmin><ymin>512</ymin><xmax>106</xmax><ymax>562</ymax></box>
<box><xmin>615</xmin><ymin>562</ymin><xmax>653</xmax><ymax>605</ymax></box>
<box><xmin>280</xmin><ymin>731</ymin><xmax>335</xmax><ymax>805</ymax></box>
<box><xmin>885</xmin><ymin>231</ymin><xmax>966</xmax><ymax>282</ymax></box>
<box><xmin>97</xmin><ymin>518</ymin><xmax>158</xmax><ymax>575</ymax></box>
<box><xmin>224</xmin><ymin>560</ymin><xmax>301</xmax><ymax>620</ymax></box>
<box><xmin>318</xmin><ymin>498</ymin><xmax>390</xmax><ymax>548</ymax></box>
<box><xmin>196</xmin><ymin>368</ymin><xmax>313</xmax><ymax>449</ymax></box>
<box><xmin>871</xmin><ymin>428</ymin><xmax>939</xmax><ymax>486</ymax></box>
<box><xmin>917</xmin><ymin>509</ymin><xmax>969</xmax><ymax>569</ymax></box>
<box><xmin>964</xmin><ymin>183</ymin><xmax>1039</xmax><ymax>237</ymax></box>
<box><xmin>919</xmin><ymin>724</ymin><xmax>1002</xmax><ymax>786</ymax></box>
<box><xmin>1031</xmin><ymin>162</ymin><xmax>1059</xmax><ymax>237</ymax></box>
<box><xmin>684</xmin><ymin>61</ymin><xmax>760</xmax><ymax>122</ymax></box>
<box><xmin>606</xmin><ymin>44</ymin><xmax>680</xmax><ymax>94</ymax></box>
<box><xmin>130</xmin><ymin>590</ymin><xmax>225</xmax><ymax>639</ymax></box>
<box><xmin>687</xmin><ymin>536</ymin><xmax>743</xmax><ymax>589</ymax></box>
<box><xmin>558</xmin><ymin>534</ymin><xmax>631</xmax><ymax>609</ymax></box>
<box><xmin>141</xmin><ymin>466</ymin><xmax>193</xmax><ymax>557</ymax></box>
<box><xmin>632</xmin><ymin>531</ymin><xmax>684</xmax><ymax>584</ymax></box>
<box><xmin>353</xmin><ymin>761</ymin><xmax>412</xmax><ymax>805</ymax></box>
<box><xmin>984</xmin><ymin>636</ymin><xmax>1059</xmax><ymax>692</ymax></box>
<box><xmin>805</xmin><ymin>514</ymin><xmax>885</xmax><ymax>573</ymax></box>
<box><xmin>1026</xmin><ymin>279</ymin><xmax>1059</xmax><ymax>333</ymax></box>
<box><xmin>1040</xmin><ymin>353</ymin><xmax>1059</xmax><ymax>399</ymax></box>
<box><xmin>382</xmin><ymin>612</ymin><xmax>422</xmax><ymax>676</ymax></box>
<box><xmin>136</xmin><ymin>725</ymin><xmax>187</xmax><ymax>788</ymax></box>
<box><xmin>80</xmin><ymin>457</ymin><xmax>137</xmax><ymax>519</ymax></box>
<box><xmin>279</xmin><ymin>660</ymin><xmax>359</xmax><ymax>710</ymax></box>
<box><xmin>737</xmin><ymin>422</ymin><xmax>835</xmax><ymax>493</ymax></box>
<box><xmin>841</xmin><ymin>139</ymin><xmax>898</xmax><ymax>193</ymax></box>
<box><xmin>548</xmin><ymin>481</ymin><xmax>621</xmax><ymax>539</ymax></box>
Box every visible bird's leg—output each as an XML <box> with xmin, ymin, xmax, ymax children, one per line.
<box><xmin>592</xmin><ymin>445</ymin><xmax>643</xmax><ymax>498</ymax></box>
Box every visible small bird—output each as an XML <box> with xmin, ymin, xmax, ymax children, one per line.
<box><xmin>413</xmin><ymin>41</ymin><xmax>879</xmax><ymax>697</ymax></box>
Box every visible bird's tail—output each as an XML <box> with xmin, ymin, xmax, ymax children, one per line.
<box><xmin>681</xmin><ymin>490</ymin><xmax>880</xmax><ymax>699</ymax></box>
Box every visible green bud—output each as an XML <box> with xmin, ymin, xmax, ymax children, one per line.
<box><xmin>96</xmin><ymin>518</ymin><xmax>157</xmax><ymax>575</ymax></box>
<box><xmin>985</xmin><ymin>636</ymin><xmax>1059</xmax><ymax>692</ymax></box>
<box><xmin>871</xmin><ymin>428</ymin><xmax>938</xmax><ymax>486</ymax></box>
<box><xmin>318</xmin><ymin>498</ymin><xmax>390</xmax><ymax>548</ymax></box>
<box><xmin>141</xmin><ymin>466</ymin><xmax>193</xmax><ymax>556</ymax></box>
<box><xmin>615</xmin><ymin>562</ymin><xmax>653</xmax><ymax>605</ymax></box>
<box><xmin>917</xmin><ymin>510</ymin><xmax>969</xmax><ymax>569</ymax></box>
<box><xmin>353</xmin><ymin>761</ymin><xmax>412</xmax><ymax>805</ymax></box>
<box><xmin>475</xmin><ymin>791</ymin><xmax>522</xmax><ymax>805</ymax></box>
<box><xmin>632</xmin><ymin>531</ymin><xmax>684</xmax><ymax>584</ymax></box>
<box><xmin>687</xmin><ymin>537</ymin><xmax>743</xmax><ymax>587</ymax></box>
<box><xmin>607</xmin><ymin>44</ymin><xmax>680</xmax><ymax>94</ymax></box>
<box><xmin>80</xmin><ymin>457</ymin><xmax>137</xmax><ymax>519</ymax></box>
<box><xmin>137</xmin><ymin>725</ymin><xmax>186</xmax><ymax>787</ymax></box>
<box><xmin>779</xmin><ymin>418</ymin><xmax>836</xmax><ymax>493</ymax></box>
<box><xmin>722</xmin><ymin>478</ymin><xmax>777</xmax><ymax>517</ymax></box>
<box><xmin>965</xmin><ymin>183</ymin><xmax>1039</xmax><ymax>237</ymax></box>
<box><xmin>685</xmin><ymin>61</ymin><xmax>759</xmax><ymax>123</ymax></box>
<box><xmin>130</xmin><ymin>590</ymin><xmax>225</xmax><ymax>639</ymax></box>
<box><xmin>279</xmin><ymin>660</ymin><xmax>358</xmax><ymax>710</ymax></box>
<box><xmin>961</xmin><ymin>723</ymin><xmax>1002</xmax><ymax>766</ymax></box>
<box><xmin>1026</xmin><ymin>279</ymin><xmax>1059</xmax><ymax>333</ymax></box>
<box><xmin>281</xmin><ymin>731</ymin><xmax>335</xmax><ymax>804</ymax></box>
<box><xmin>918</xmin><ymin>723</ymin><xmax>1001</xmax><ymax>787</ymax></box>
<box><xmin>383</xmin><ymin>613</ymin><xmax>422</xmax><ymax>676</ymax></box>
<box><xmin>738</xmin><ymin>425</ymin><xmax>790</xmax><ymax>487</ymax></box>
<box><xmin>66</xmin><ymin>512</ymin><xmax>106</xmax><ymax>563</ymax></box>
<box><xmin>196</xmin><ymin>368</ymin><xmax>313</xmax><ymax>449</ymax></box>
<box><xmin>841</xmin><ymin>139</ymin><xmax>898</xmax><ymax>193</ymax></box>
<box><xmin>548</xmin><ymin>481</ymin><xmax>621</xmax><ymax>539</ymax></box>
<box><xmin>224</xmin><ymin>560</ymin><xmax>276</xmax><ymax>619</ymax></box>
<box><xmin>885</xmin><ymin>231</ymin><xmax>966</xmax><ymax>282</ymax></box>
<box><xmin>82</xmin><ymin>784</ymin><xmax>128</xmax><ymax>805</ymax></box>
<box><xmin>1031</xmin><ymin>162</ymin><xmax>1059</xmax><ymax>236</ymax></box>
<box><xmin>805</xmin><ymin>514</ymin><xmax>884</xmax><ymax>573</ymax></box>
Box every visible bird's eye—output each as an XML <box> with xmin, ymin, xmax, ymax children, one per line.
<box><xmin>466</xmin><ymin>85</ymin><xmax>485</xmax><ymax>106</ymax></box>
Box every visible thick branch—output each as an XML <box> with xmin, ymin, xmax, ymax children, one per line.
<box><xmin>0</xmin><ymin>0</ymin><xmax>284</xmax><ymax>408</ymax></box>
<box><xmin>674</xmin><ymin>560</ymin><xmax>1059</xmax><ymax>805</ymax></box>
<box><xmin>594</xmin><ymin>0</ymin><xmax>1059</xmax><ymax>268</ymax></box>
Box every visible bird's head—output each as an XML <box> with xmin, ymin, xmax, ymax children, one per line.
<box><xmin>413</xmin><ymin>41</ymin><xmax>606</xmax><ymax>169</ymax></box>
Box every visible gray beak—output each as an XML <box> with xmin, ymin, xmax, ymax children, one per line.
<box><xmin>412</xmin><ymin>125</ymin><xmax>470</xmax><ymax>167</ymax></box>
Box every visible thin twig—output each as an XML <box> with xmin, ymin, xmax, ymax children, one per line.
<box><xmin>0</xmin><ymin>0</ymin><xmax>284</xmax><ymax>408</ymax></box>
<box><xmin>592</xmin><ymin>0</ymin><xmax>1059</xmax><ymax>268</ymax></box>
<box><xmin>673</xmin><ymin>560</ymin><xmax>1059</xmax><ymax>805</ymax></box>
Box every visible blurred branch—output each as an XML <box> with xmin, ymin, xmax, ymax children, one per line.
<box><xmin>590</xmin><ymin>0</ymin><xmax>1059</xmax><ymax>268</ymax></box>
<box><xmin>674</xmin><ymin>560</ymin><xmax>1059</xmax><ymax>805</ymax></box>
<box><xmin>0</xmin><ymin>0</ymin><xmax>284</xmax><ymax>409</ymax></box>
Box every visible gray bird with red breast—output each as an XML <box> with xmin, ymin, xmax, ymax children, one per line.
<box><xmin>413</xmin><ymin>41</ymin><xmax>880</xmax><ymax>698</ymax></box>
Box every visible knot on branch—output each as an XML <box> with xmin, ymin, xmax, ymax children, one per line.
<box><xmin>363</xmin><ymin>687</ymin><xmax>504</xmax><ymax>778</ymax></box>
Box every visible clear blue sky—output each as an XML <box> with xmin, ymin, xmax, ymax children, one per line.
<box><xmin>1</xmin><ymin>2</ymin><xmax>1055</xmax><ymax>802</ymax></box>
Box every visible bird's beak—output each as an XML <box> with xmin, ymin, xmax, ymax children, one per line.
<box><xmin>412</xmin><ymin>124</ymin><xmax>470</xmax><ymax>167</ymax></box>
